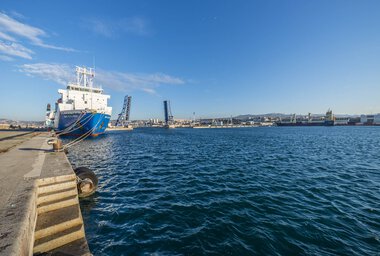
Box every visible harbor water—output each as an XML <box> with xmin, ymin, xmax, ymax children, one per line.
<box><xmin>67</xmin><ymin>127</ymin><xmax>380</xmax><ymax>255</ymax></box>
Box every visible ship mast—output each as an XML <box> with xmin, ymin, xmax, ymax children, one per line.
<box><xmin>75</xmin><ymin>66</ymin><xmax>95</xmax><ymax>110</ymax></box>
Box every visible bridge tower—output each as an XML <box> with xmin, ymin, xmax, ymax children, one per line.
<box><xmin>115</xmin><ymin>95</ymin><xmax>132</xmax><ymax>127</ymax></box>
<box><xmin>163</xmin><ymin>100</ymin><xmax>173</xmax><ymax>126</ymax></box>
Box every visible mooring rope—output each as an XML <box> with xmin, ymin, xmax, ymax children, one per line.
<box><xmin>58</xmin><ymin>114</ymin><xmax>104</xmax><ymax>151</ymax></box>
<box><xmin>54</xmin><ymin>111</ymin><xmax>86</xmax><ymax>133</ymax></box>
<box><xmin>57</xmin><ymin>112</ymin><xmax>95</xmax><ymax>136</ymax></box>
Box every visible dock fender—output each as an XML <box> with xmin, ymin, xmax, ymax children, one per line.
<box><xmin>74</xmin><ymin>167</ymin><xmax>98</xmax><ymax>198</ymax></box>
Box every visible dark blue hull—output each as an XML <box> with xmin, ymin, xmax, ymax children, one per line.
<box><xmin>57</xmin><ymin>110</ymin><xmax>110</xmax><ymax>136</ymax></box>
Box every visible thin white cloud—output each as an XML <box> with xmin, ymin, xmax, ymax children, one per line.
<box><xmin>18</xmin><ymin>63</ymin><xmax>185</xmax><ymax>94</ymax></box>
<box><xmin>19</xmin><ymin>63</ymin><xmax>73</xmax><ymax>85</ymax></box>
<box><xmin>0</xmin><ymin>54</ymin><xmax>13</xmax><ymax>61</ymax></box>
<box><xmin>0</xmin><ymin>12</ymin><xmax>45</xmax><ymax>43</ymax></box>
<box><xmin>0</xmin><ymin>31</ymin><xmax>15</xmax><ymax>41</ymax></box>
<box><xmin>82</xmin><ymin>16</ymin><xmax>151</xmax><ymax>38</ymax></box>
<box><xmin>96</xmin><ymin>70</ymin><xmax>184</xmax><ymax>93</ymax></box>
<box><xmin>0</xmin><ymin>11</ymin><xmax>76</xmax><ymax>61</ymax></box>
<box><xmin>142</xmin><ymin>88</ymin><xmax>156</xmax><ymax>94</ymax></box>
<box><xmin>122</xmin><ymin>17</ymin><xmax>150</xmax><ymax>36</ymax></box>
<box><xmin>84</xmin><ymin>19</ymin><xmax>115</xmax><ymax>38</ymax></box>
<box><xmin>34</xmin><ymin>42</ymin><xmax>76</xmax><ymax>52</ymax></box>
<box><xmin>0</xmin><ymin>41</ymin><xmax>33</xmax><ymax>59</ymax></box>
<box><xmin>8</xmin><ymin>11</ymin><xmax>25</xmax><ymax>20</ymax></box>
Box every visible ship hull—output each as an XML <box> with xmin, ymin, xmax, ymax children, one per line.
<box><xmin>56</xmin><ymin>110</ymin><xmax>110</xmax><ymax>136</ymax></box>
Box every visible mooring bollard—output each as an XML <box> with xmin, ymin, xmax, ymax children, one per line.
<box><xmin>47</xmin><ymin>138</ymin><xmax>63</xmax><ymax>151</ymax></box>
<box><xmin>53</xmin><ymin>139</ymin><xmax>62</xmax><ymax>151</ymax></box>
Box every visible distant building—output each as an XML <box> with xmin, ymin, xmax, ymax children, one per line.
<box><xmin>334</xmin><ymin>117</ymin><xmax>350</xmax><ymax>125</ymax></box>
<box><xmin>360</xmin><ymin>114</ymin><xmax>380</xmax><ymax>125</ymax></box>
<box><xmin>0</xmin><ymin>124</ymin><xmax>10</xmax><ymax>129</ymax></box>
<box><xmin>348</xmin><ymin>117</ymin><xmax>361</xmax><ymax>125</ymax></box>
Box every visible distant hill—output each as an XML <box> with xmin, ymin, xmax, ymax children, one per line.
<box><xmin>0</xmin><ymin>118</ymin><xmax>44</xmax><ymax>126</ymax></box>
<box><xmin>0</xmin><ymin>118</ymin><xmax>12</xmax><ymax>124</ymax></box>
<box><xmin>234</xmin><ymin>113</ymin><xmax>290</xmax><ymax>120</ymax></box>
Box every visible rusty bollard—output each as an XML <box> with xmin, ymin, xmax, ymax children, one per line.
<box><xmin>47</xmin><ymin>138</ymin><xmax>63</xmax><ymax>151</ymax></box>
<box><xmin>53</xmin><ymin>139</ymin><xmax>62</xmax><ymax>151</ymax></box>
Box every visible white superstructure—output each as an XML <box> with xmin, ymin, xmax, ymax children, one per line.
<box><xmin>54</xmin><ymin>67</ymin><xmax>112</xmax><ymax>127</ymax></box>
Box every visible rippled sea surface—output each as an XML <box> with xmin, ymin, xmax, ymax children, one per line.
<box><xmin>67</xmin><ymin>127</ymin><xmax>380</xmax><ymax>255</ymax></box>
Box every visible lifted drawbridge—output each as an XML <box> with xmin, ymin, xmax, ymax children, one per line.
<box><xmin>115</xmin><ymin>95</ymin><xmax>132</xmax><ymax>127</ymax></box>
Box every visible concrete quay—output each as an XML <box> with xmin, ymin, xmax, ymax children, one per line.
<box><xmin>0</xmin><ymin>131</ymin><xmax>91</xmax><ymax>255</ymax></box>
<box><xmin>0</xmin><ymin>131</ymin><xmax>37</xmax><ymax>153</ymax></box>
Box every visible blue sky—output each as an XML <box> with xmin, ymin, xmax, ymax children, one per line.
<box><xmin>1</xmin><ymin>0</ymin><xmax>380</xmax><ymax>121</ymax></box>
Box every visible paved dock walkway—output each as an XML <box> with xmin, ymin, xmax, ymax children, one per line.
<box><xmin>0</xmin><ymin>133</ymin><xmax>48</xmax><ymax>255</ymax></box>
<box><xmin>0</xmin><ymin>132</ymin><xmax>90</xmax><ymax>255</ymax></box>
<box><xmin>0</xmin><ymin>131</ymin><xmax>38</xmax><ymax>153</ymax></box>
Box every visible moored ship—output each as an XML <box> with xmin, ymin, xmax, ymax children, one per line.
<box><xmin>276</xmin><ymin>109</ymin><xmax>334</xmax><ymax>126</ymax></box>
<box><xmin>52</xmin><ymin>66</ymin><xmax>112</xmax><ymax>136</ymax></box>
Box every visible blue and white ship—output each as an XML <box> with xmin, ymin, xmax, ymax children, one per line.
<box><xmin>52</xmin><ymin>66</ymin><xmax>112</xmax><ymax>136</ymax></box>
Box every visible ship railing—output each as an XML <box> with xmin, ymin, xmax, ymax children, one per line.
<box><xmin>67</xmin><ymin>82</ymin><xmax>103</xmax><ymax>90</ymax></box>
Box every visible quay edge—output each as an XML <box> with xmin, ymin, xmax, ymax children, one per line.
<box><xmin>0</xmin><ymin>131</ymin><xmax>91</xmax><ymax>256</ymax></box>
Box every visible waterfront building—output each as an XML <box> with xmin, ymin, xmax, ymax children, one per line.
<box><xmin>360</xmin><ymin>114</ymin><xmax>380</xmax><ymax>125</ymax></box>
<box><xmin>334</xmin><ymin>117</ymin><xmax>350</xmax><ymax>125</ymax></box>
